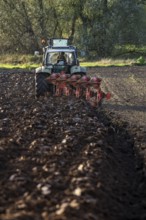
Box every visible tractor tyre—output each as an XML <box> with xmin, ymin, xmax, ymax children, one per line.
<box><xmin>35</xmin><ymin>73</ymin><xmax>54</xmax><ymax>98</ymax></box>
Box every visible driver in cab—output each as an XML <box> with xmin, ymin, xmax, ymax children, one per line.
<box><xmin>57</xmin><ymin>52</ymin><xmax>67</xmax><ymax>64</ymax></box>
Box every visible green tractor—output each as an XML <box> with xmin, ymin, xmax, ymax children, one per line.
<box><xmin>35</xmin><ymin>38</ymin><xmax>86</xmax><ymax>97</ymax></box>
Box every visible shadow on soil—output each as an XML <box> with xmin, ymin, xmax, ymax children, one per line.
<box><xmin>104</xmin><ymin>103</ymin><xmax>146</xmax><ymax>112</ymax></box>
<box><xmin>84</xmin><ymin>108</ymin><xmax>146</xmax><ymax>220</ymax></box>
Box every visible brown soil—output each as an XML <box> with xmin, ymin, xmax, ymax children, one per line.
<box><xmin>0</xmin><ymin>67</ymin><xmax>146</xmax><ymax>220</ymax></box>
<box><xmin>91</xmin><ymin>66</ymin><xmax>146</xmax><ymax>128</ymax></box>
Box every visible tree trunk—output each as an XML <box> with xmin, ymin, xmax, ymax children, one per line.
<box><xmin>69</xmin><ymin>15</ymin><xmax>77</xmax><ymax>44</ymax></box>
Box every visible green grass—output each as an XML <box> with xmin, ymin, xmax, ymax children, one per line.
<box><xmin>0</xmin><ymin>54</ymin><xmax>41</xmax><ymax>69</ymax></box>
<box><xmin>0</xmin><ymin>63</ymin><xmax>39</xmax><ymax>69</ymax></box>
<box><xmin>81</xmin><ymin>58</ymin><xmax>136</xmax><ymax>67</ymax></box>
<box><xmin>0</xmin><ymin>54</ymin><xmax>145</xmax><ymax>69</ymax></box>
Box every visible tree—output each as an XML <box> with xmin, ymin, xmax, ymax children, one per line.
<box><xmin>75</xmin><ymin>0</ymin><xmax>114</xmax><ymax>57</ymax></box>
<box><xmin>112</xmin><ymin>0</ymin><xmax>145</xmax><ymax>45</ymax></box>
<box><xmin>0</xmin><ymin>0</ymin><xmax>40</xmax><ymax>53</ymax></box>
<box><xmin>0</xmin><ymin>0</ymin><xmax>146</xmax><ymax>56</ymax></box>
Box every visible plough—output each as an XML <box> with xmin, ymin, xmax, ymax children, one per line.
<box><xmin>46</xmin><ymin>71</ymin><xmax>111</xmax><ymax>107</ymax></box>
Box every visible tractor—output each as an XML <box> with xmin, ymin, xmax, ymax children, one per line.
<box><xmin>35</xmin><ymin>38</ymin><xmax>110</xmax><ymax>107</ymax></box>
<box><xmin>35</xmin><ymin>38</ymin><xmax>86</xmax><ymax>97</ymax></box>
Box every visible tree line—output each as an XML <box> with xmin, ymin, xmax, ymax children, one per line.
<box><xmin>0</xmin><ymin>0</ymin><xmax>146</xmax><ymax>57</ymax></box>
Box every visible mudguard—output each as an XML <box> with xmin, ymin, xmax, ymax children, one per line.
<box><xmin>70</xmin><ymin>65</ymin><xmax>86</xmax><ymax>75</ymax></box>
<box><xmin>35</xmin><ymin>66</ymin><xmax>52</xmax><ymax>74</ymax></box>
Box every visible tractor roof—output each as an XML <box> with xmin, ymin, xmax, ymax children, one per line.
<box><xmin>46</xmin><ymin>48</ymin><xmax>76</xmax><ymax>53</ymax></box>
<box><xmin>49</xmin><ymin>38</ymin><xmax>69</xmax><ymax>47</ymax></box>
<box><xmin>45</xmin><ymin>38</ymin><xmax>76</xmax><ymax>53</ymax></box>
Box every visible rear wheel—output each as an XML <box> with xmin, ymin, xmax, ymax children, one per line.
<box><xmin>35</xmin><ymin>73</ymin><xmax>54</xmax><ymax>97</ymax></box>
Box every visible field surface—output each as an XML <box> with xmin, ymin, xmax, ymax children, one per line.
<box><xmin>0</xmin><ymin>66</ymin><xmax>146</xmax><ymax>220</ymax></box>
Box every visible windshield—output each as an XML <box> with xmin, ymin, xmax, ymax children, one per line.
<box><xmin>46</xmin><ymin>52</ymin><xmax>76</xmax><ymax>65</ymax></box>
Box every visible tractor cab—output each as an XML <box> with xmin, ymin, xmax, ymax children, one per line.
<box><xmin>43</xmin><ymin>38</ymin><xmax>79</xmax><ymax>73</ymax></box>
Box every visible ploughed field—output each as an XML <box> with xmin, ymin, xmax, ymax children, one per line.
<box><xmin>0</xmin><ymin>66</ymin><xmax>146</xmax><ymax>220</ymax></box>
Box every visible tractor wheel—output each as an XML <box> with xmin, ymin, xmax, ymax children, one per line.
<box><xmin>35</xmin><ymin>73</ymin><xmax>54</xmax><ymax>97</ymax></box>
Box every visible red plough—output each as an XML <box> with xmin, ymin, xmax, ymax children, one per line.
<box><xmin>47</xmin><ymin>72</ymin><xmax>111</xmax><ymax>107</ymax></box>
